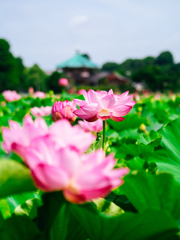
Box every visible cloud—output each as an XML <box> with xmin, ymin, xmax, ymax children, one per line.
<box><xmin>69</xmin><ymin>15</ymin><xmax>88</xmax><ymax>27</ymax></box>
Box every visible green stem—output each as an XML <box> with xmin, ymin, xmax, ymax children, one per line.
<box><xmin>96</xmin><ymin>132</ymin><xmax>100</xmax><ymax>141</ymax></box>
<box><xmin>102</xmin><ymin>120</ymin><xmax>106</xmax><ymax>150</ymax></box>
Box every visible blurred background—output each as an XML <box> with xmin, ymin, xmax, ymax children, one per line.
<box><xmin>0</xmin><ymin>0</ymin><xmax>180</xmax><ymax>93</ymax></box>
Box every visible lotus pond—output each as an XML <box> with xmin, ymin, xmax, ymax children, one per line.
<box><xmin>0</xmin><ymin>90</ymin><xmax>180</xmax><ymax>240</ymax></box>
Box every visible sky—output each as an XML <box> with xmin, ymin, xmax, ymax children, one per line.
<box><xmin>0</xmin><ymin>0</ymin><xmax>180</xmax><ymax>71</ymax></box>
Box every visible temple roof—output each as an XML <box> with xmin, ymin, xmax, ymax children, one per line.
<box><xmin>57</xmin><ymin>53</ymin><xmax>98</xmax><ymax>69</ymax></box>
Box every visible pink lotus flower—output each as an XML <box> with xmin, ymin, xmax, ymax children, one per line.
<box><xmin>2</xmin><ymin>90</ymin><xmax>21</xmax><ymax>102</ymax></box>
<box><xmin>155</xmin><ymin>92</ymin><xmax>161</xmax><ymax>100</ymax></box>
<box><xmin>133</xmin><ymin>92</ymin><xmax>140</xmax><ymax>101</ymax></box>
<box><xmin>74</xmin><ymin>89</ymin><xmax>136</xmax><ymax>122</ymax></box>
<box><xmin>28</xmin><ymin>87</ymin><xmax>34</xmax><ymax>95</ymax></box>
<box><xmin>2</xmin><ymin>116</ymin><xmax>95</xmax><ymax>157</ymax></box>
<box><xmin>78</xmin><ymin>119</ymin><xmax>103</xmax><ymax>133</ymax></box>
<box><xmin>52</xmin><ymin>100</ymin><xmax>77</xmax><ymax>123</ymax></box>
<box><xmin>33</xmin><ymin>91</ymin><xmax>46</xmax><ymax>99</ymax></box>
<box><xmin>143</xmin><ymin>89</ymin><xmax>149</xmax><ymax>97</ymax></box>
<box><xmin>49</xmin><ymin>119</ymin><xmax>95</xmax><ymax>153</ymax></box>
<box><xmin>77</xmin><ymin>89</ymin><xmax>85</xmax><ymax>95</ymax></box>
<box><xmin>31</xmin><ymin>106</ymin><xmax>52</xmax><ymax>117</ymax></box>
<box><xmin>58</xmin><ymin>78</ymin><xmax>68</xmax><ymax>86</ymax></box>
<box><xmin>1</xmin><ymin>115</ymin><xmax>48</xmax><ymax>159</ymax></box>
<box><xmin>1</xmin><ymin>101</ymin><xmax>6</xmax><ymax>107</ymax></box>
<box><xmin>24</xmin><ymin>139</ymin><xmax>129</xmax><ymax>203</ymax></box>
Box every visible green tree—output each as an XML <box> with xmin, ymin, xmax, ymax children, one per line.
<box><xmin>155</xmin><ymin>51</ymin><xmax>174</xmax><ymax>65</ymax></box>
<box><xmin>143</xmin><ymin>56</ymin><xmax>155</xmax><ymax>65</ymax></box>
<box><xmin>0</xmin><ymin>39</ymin><xmax>19</xmax><ymax>92</ymax></box>
<box><xmin>119</xmin><ymin>59</ymin><xmax>144</xmax><ymax>72</ymax></box>
<box><xmin>25</xmin><ymin>64</ymin><xmax>47</xmax><ymax>91</ymax></box>
<box><xmin>117</xmin><ymin>57</ymin><xmax>155</xmax><ymax>75</ymax></box>
<box><xmin>81</xmin><ymin>53</ymin><xmax>90</xmax><ymax>60</ymax></box>
<box><xmin>46</xmin><ymin>71</ymin><xmax>61</xmax><ymax>93</ymax></box>
<box><xmin>132</xmin><ymin>64</ymin><xmax>180</xmax><ymax>91</ymax></box>
<box><xmin>132</xmin><ymin>65</ymin><xmax>165</xmax><ymax>91</ymax></box>
<box><xmin>163</xmin><ymin>63</ymin><xmax>180</xmax><ymax>91</ymax></box>
<box><xmin>101</xmin><ymin>62</ymin><xmax>119</xmax><ymax>71</ymax></box>
<box><xmin>15</xmin><ymin>57</ymin><xmax>26</xmax><ymax>91</ymax></box>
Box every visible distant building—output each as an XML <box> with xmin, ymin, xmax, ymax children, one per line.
<box><xmin>56</xmin><ymin>52</ymin><xmax>98</xmax><ymax>85</ymax></box>
<box><xmin>91</xmin><ymin>71</ymin><xmax>129</xmax><ymax>85</ymax></box>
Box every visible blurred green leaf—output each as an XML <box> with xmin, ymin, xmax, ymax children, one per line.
<box><xmin>159</xmin><ymin>118</ymin><xmax>180</xmax><ymax>164</ymax></box>
<box><xmin>0</xmin><ymin>199</ymin><xmax>11</xmax><ymax>219</ymax></box>
<box><xmin>7</xmin><ymin>192</ymin><xmax>40</xmax><ymax>214</ymax></box>
<box><xmin>121</xmin><ymin>171</ymin><xmax>180</xmax><ymax>220</ymax></box>
<box><xmin>108</xmin><ymin>110</ymin><xmax>148</xmax><ymax>132</ymax></box>
<box><xmin>2</xmin><ymin>214</ymin><xmax>41</xmax><ymax>240</ymax></box>
<box><xmin>137</xmin><ymin>130</ymin><xmax>161</xmax><ymax>145</ymax></box>
<box><xmin>39</xmin><ymin>192</ymin><xmax>88</xmax><ymax>240</ymax></box>
<box><xmin>70</xmin><ymin>201</ymin><xmax>179</xmax><ymax>240</ymax></box>
<box><xmin>0</xmin><ymin>159</ymin><xmax>36</xmax><ymax>199</ymax></box>
<box><xmin>139</xmin><ymin>118</ymin><xmax>180</xmax><ymax>183</ymax></box>
<box><xmin>93</xmin><ymin>197</ymin><xmax>124</xmax><ymax>216</ymax></box>
<box><xmin>14</xmin><ymin>198</ymin><xmax>42</xmax><ymax>219</ymax></box>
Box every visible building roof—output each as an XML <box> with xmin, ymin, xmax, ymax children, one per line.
<box><xmin>91</xmin><ymin>71</ymin><xmax>129</xmax><ymax>84</ymax></box>
<box><xmin>57</xmin><ymin>53</ymin><xmax>98</xmax><ymax>69</ymax></box>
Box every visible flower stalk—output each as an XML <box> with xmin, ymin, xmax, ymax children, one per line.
<box><xmin>102</xmin><ymin>120</ymin><xmax>106</xmax><ymax>151</ymax></box>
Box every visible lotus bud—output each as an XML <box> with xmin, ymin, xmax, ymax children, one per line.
<box><xmin>28</xmin><ymin>87</ymin><xmax>34</xmax><ymax>95</ymax></box>
<box><xmin>139</xmin><ymin>123</ymin><xmax>146</xmax><ymax>132</ymax></box>
<box><xmin>52</xmin><ymin>100</ymin><xmax>77</xmax><ymax>123</ymax></box>
<box><xmin>58</xmin><ymin>78</ymin><xmax>68</xmax><ymax>86</ymax></box>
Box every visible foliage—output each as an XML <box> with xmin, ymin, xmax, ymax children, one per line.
<box><xmin>1</xmin><ymin>39</ymin><xmax>179</xmax><ymax>93</ymax></box>
<box><xmin>1</xmin><ymin>50</ymin><xmax>180</xmax><ymax>239</ymax></box>
<box><xmin>46</xmin><ymin>71</ymin><xmax>68</xmax><ymax>93</ymax></box>
<box><xmin>0</xmin><ymin>39</ymin><xmax>19</xmax><ymax>92</ymax></box>
<box><xmin>81</xmin><ymin>53</ymin><xmax>90</xmax><ymax>60</ymax></box>
<box><xmin>0</xmin><ymin>159</ymin><xmax>36</xmax><ymax>199</ymax></box>
<box><xmin>101</xmin><ymin>51</ymin><xmax>180</xmax><ymax>92</ymax></box>
<box><xmin>25</xmin><ymin>64</ymin><xmax>48</xmax><ymax>92</ymax></box>
<box><xmin>15</xmin><ymin>57</ymin><xmax>26</xmax><ymax>91</ymax></box>
<box><xmin>132</xmin><ymin>64</ymin><xmax>180</xmax><ymax>91</ymax></box>
<box><xmin>101</xmin><ymin>62</ymin><xmax>119</xmax><ymax>71</ymax></box>
<box><xmin>155</xmin><ymin>51</ymin><xmax>174</xmax><ymax>65</ymax></box>
<box><xmin>0</xmin><ymin>39</ymin><xmax>49</xmax><ymax>93</ymax></box>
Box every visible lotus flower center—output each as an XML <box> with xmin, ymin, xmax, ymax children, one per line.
<box><xmin>98</xmin><ymin>109</ymin><xmax>111</xmax><ymax>117</ymax></box>
<box><xmin>67</xmin><ymin>178</ymin><xmax>79</xmax><ymax>193</ymax></box>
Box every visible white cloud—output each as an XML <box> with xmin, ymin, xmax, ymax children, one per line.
<box><xmin>69</xmin><ymin>15</ymin><xmax>88</xmax><ymax>27</ymax></box>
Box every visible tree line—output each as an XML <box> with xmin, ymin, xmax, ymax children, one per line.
<box><xmin>0</xmin><ymin>39</ymin><xmax>65</xmax><ymax>93</ymax></box>
<box><xmin>0</xmin><ymin>38</ymin><xmax>180</xmax><ymax>92</ymax></box>
<box><xmin>102</xmin><ymin>51</ymin><xmax>180</xmax><ymax>91</ymax></box>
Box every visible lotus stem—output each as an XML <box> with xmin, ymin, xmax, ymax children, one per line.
<box><xmin>102</xmin><ymin>120</ymin><xmax>106</xmax><ymax>151</ymax></box>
